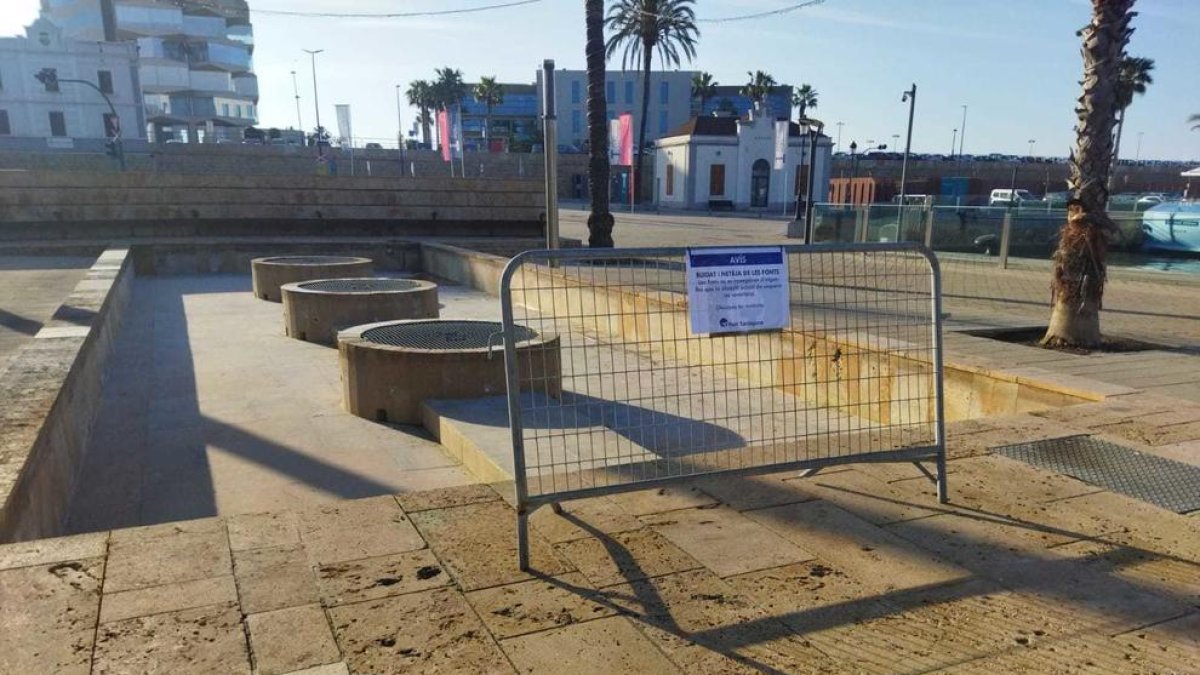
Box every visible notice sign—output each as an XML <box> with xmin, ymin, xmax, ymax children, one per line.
<box><xmin>686</xmin><ymin>247</ymin><xmax>790</xmax><ymax>334</ymax></box>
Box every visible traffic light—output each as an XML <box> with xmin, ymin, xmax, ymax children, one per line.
<box><xmin>34</xmin><ymin>68</ymin><xmax>58</xmax><ymax>90</ymax></box>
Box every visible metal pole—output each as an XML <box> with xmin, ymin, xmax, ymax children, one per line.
<box><xmin>958</xmin><ymin>104</ymin><xmax>967</xmax><ymax>157</ymax></box>
<box><xmin>899</xmin><ymin>84</ymin><xmax>916</xmax><ymax>235</ymax></box>
<box><xmin>803</xmin><ymin>119</ymin><xmax>823</xmax><ymax>244</ymax></box>
<box><xmin>395</xmin><ymin>85</ymin><xmax>405</xmax><ymax>175</ymax></box>
<box><xmin>541</xmin><ymin>59</ymin><xmax>559</xmax><ymax>249</ymax></box>
<box><xmin>951</xmin><ymin>129</ymin><xmax>957</xmax><ymax>158</ymax></box>
<box><xmin>303</xmin><ymin>49</ymin><xmax>323</xmax><ymax>143</ymax></box>
<box><xmin>999</xmin><ymin>211</ymin><xmax>1012</xmax><ymax>269</ymax></box>
<box><xmin>291</xmin><ymin>70</ymin><xmax>303</xmax><ymax>131</ymax></box>
<box><xmin>835</xmin><ymin>121</ymin><xmax>843</xmax><ymax>152</ymax></box>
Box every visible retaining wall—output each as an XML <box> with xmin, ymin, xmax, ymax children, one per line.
<box><xmin>0</xmin><ymin>248</ymin><xmax>132</xmax><ymax>542</ymax></box>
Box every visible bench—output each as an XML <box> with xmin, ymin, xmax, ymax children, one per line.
<box><xmin>708</xmin><ymin>199</ymin><xmax>734</xmax><ymax>211</ymax></box>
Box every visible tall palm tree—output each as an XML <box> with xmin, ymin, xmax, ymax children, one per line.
<box><xmin>432</xmin><ymin>67</ymin><xmax>466</xmax><ymax>111</ymax></box>
<box><xmin>1043</xmin><ymin>0</ymin><xmax>1136</xmax><ymax>348</ymax></box>
<box><xmin>741</xmin><ymin>70</ymin><xmax>776</xmax><ymax>106</ymax></box>
<box><xmin>1188</xmin><ymin>113</ymin><xmax>1199</xmax><ymax>131</ymax></box>
<box><xmin>691</xmin><ymin>71</ymin><xmax>717</xmax><ymax>117</ymax></box>
<box><xmin>605</xmin><ymin>0</ymin><xmax>699</xmax><ymax>202</ymax></box>
<box><xmin>405</xmin><ymin>80</ymin><xmax>434</xmax><ymax>147</ymax></box>
<box><xmin>585</xmin><ymin>0</ymin><xmax>613</xmax><ymax>247</ymax></box>
<box><xmin>793</xmin><ymin>84</ymin><xmax>818</xmax><ymax>121</ymax></box>
<box><xmin>473</xmin><ymin>76</ymin><xmax>504</xmax><ymax>146</ymax></box>
<box><xmin>1108</xmin><ymin>56</ymin><xmax>1154</xmax><ymax>188</ymax></box>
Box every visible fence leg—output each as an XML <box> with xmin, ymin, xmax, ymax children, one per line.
<box><xmin>517</xmin><ymin>508</ymin><xmax>531</xmax><ymax>571</ymax></box>
<box><xmin>936</xmin><ymin>455</ymin><xmax>949</xmax><ymax>504</ymax></box>
<box><xmin>999</xmin><ymin>211</ymin><xmax>1012</xmax><ymax>269</ymax></box>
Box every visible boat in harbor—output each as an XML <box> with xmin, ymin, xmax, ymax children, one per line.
<box><xmin>1141</xmin><ymin>201</ymin><xmax>1200</xmax><ymax>255</ymax></box>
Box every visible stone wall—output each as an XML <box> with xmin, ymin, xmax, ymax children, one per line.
<box><xmin>0</xmin><ymin>171</ymin><xmax>546</xmax><ymax>241</ymax></box>
<box><xmin>0</xmin><ymin>248</ymin><xmax>132</xmax><ymax>542</ymax></box>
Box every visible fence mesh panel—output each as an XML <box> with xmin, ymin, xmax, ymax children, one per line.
<box><xmin>501</xmin><ymin>244</ymin><xmax>944</xmax><ymax>508</ymax></box>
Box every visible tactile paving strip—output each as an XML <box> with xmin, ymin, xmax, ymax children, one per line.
<box><xmin>362</xmin><ymin>320</ymin><xmax>537</xmax><ymax>350</ymax></box>
<box><xmin>994</xmin><ymin>434</ymin><xmax>1200</xmax><ymax>513</ymax></box>
<box><xmin>299</xmin><ymin>278</ymin><xmax>420</xmax><ymax>293</ymax></box>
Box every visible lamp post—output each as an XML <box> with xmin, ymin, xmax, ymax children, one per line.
<box><xmin>1027</xmin><ymin>139</ymin><xmax>1036</xmax><ymax>158</ymax></box>
<box><xmin>1135</xmin><ymin>132</ymin><xmax>1144</xmax><ymax>161</ymax></box>
<box><xmin>34</xmin><ymin>68</ymin><xmax>125</xmax><ymax>170</ymax></box>
<box><xmin>395</xmin><ymin>84</ymin><xmax>405</xmax><ymax>175</ymax></box>
<box><xmin>899</xmin><ymin>84</ymin><xmax>916</xmax><ymax>231</ymax></box>
<box><xmin>798</xmin><ymin>116</ymin><xmax>825</xmax><ymax>244</ymax></box>
<box><xmin>302</xmin><ymin>49</ymin><xmax>323</xmax><ymax>147</ymax></box>
<box><xmin>291</xmin><ymin>70</ymin><xmax>303</xmax><ymax>131</ymax></box>
<box><xmin>958</xmin><ymin>104</ymin><xmax>968</xmax><ymax>157</ymax></box>
<box><xmin>835</xmin><ymin>121</ymin><xmax>844</xmax><ymax>152</ymax></box>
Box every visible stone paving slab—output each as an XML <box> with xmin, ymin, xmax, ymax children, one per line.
<box><xmin>6</xmin><ymin>412</ymin><xmax>1200</xmax><ymax>673</ymax></box>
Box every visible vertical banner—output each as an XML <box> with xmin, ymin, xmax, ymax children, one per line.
<box><xmin>335</xmin><ymin>104</ymin><xmax>353</xmax><ymax>147</ymax></box>
<box><xmin>453</xmin><ymin>103</ymin><xmax>464</xmax><ymax>160</ymax></box>
<box><xmin>617</xmin><ymin>112</ymin><xmax>633</xmax><ymax>166</ymax></box>
<box><xmin>438</xmin><ymin>109</ymin><xmax>451</xmax><ymax>161</ymax></box>
<box><xmin>608</xmin><ymin>118</ymin><xmax>622</xmax><ymax>164</ymax></box>
<box><xmin>774</xmin><ymin>120</ymin><xmax>789</xmax><ymax>170</ymax></box>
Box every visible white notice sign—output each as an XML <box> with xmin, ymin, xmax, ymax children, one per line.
<box><xmin>686</xmin><ymin>247</ymin><xmax>790</xmax><ymax>334</ymax></box>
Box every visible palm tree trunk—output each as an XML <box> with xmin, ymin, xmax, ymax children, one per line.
<box><xmin>421</xmin><ymin>107</ymin><xmax>431</xmax><ymax>148</ymax></box>
<box><xmin>483</xmin><ymin>103</ymin><xmax>491</xmax><ymax>145</ymax></box>
<box><xmin>584</xmin><ymin>0</ymin><xmax>613</xmax><ymax>247</ymax></box>
<box><xmin>1043</xmin><ymin>0</ymin><xmax>1134</xmax><ymax>349</ymax></box>
<box><xmin>634</xmin><ymin>48</ymin><xmax>653</xmax><ymax>204</ymax></box>
<box><xmin>1108</xmin><ymin>106</ymin><xmax>1126</xmax><ymax>191</ymax></box>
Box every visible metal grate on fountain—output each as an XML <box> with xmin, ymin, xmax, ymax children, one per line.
<box><xmin>299</xmin><ymin>279</ymin><xmax>421</xmax><ymax>293</ymax></box>
<box><xmin>361</xmin><ymin>320</ymin><xmax>537</xmax><ymax>350</ymax></box>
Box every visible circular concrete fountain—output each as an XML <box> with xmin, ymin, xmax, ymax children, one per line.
<box><xmin>251</xmin><ymin>256</ymin><xmax>374</xmax><ymax>302</ymax></box>
<box><xmin>281</xmin><ymin>278</ymin><xmax>439</xmax><ymax>346</ymax></box>
<box><xmin>338</xmin><ymin>319</ymin><xmax>561</xmax><ymax>424</ymax></box>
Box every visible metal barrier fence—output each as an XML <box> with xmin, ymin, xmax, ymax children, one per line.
<box><xmin>500</xmin><ymin>243</ymin><xmax>947</xmax><ymax>569</ymax></box>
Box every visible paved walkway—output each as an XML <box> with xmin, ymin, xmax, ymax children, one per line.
<box><xmin>4</xmin><ymin>406</ymin><xmax>1198</xmax><ymax>674</ymax></box>
<box><xmin>0</xmin><ymin>255</ymin><xmax>94</xmax><ymax>373</ymax></box>
<box><xmin>63</xmin><ymin>275</ymin><xmax>494</xmax><ymax>534</ymax></box>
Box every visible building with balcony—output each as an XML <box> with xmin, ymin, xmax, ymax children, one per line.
<box><xmin>0</xmin><ymin>17</ymin><xmax>142</xmax><ymax>145</ymax></box>
<box><xmin>42</xmin><ymin>0</ymin><xmax>258</xmax><ymax>142</ymax></box>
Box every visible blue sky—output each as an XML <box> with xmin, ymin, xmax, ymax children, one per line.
<box><xmin>5</xmin><ymin>0</ymin><xmax>1199</xmax><ymax>160</ymax></box>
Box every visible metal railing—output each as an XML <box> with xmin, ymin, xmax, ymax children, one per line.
<box><xmin>500</xmin><ymin>243</ymin><xmax>947</xmax><ymax>570</ymax></box>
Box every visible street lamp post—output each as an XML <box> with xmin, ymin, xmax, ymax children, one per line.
<box><xmin>958</xmin><ymin>104</ymin><xmax>968</xmax><ymax>157</ymax></box>
<box><xmin>899</xmin><ymin>83</ymin><xmax>917</xmax><ymax>232</ymax></box>
<box><xmin>395</xmin><ymin>84</ymin><xmax>405</xmax><ymax>175</ymax></box>
<box><xmin>303</xmin><ymin>49</ymin><xmax>324</xmax><ymax>147</ymax></box>
<box><xmin>1135</xmin><ymin>132</ymin><xmax>1144</xmax><ymax>161</ymax></box>
<box><xmin>1027</xmin><ymin>139</ymin><xmax>1036</xmax><ymax>158</ymax></box>
<box><xmin>835</xmin><ymin>121</ymin><xmax>843</xmax><ymax>152</ymax></box>
<box><xmin>951</xmin><ymin>128</ymin><xmax>957</xmax><ymax>157</ymax></box>
<box><xmin>35</xmin><ymin>68</ymin><xmax>125</xmax><ymax>170</ymax></box>
<box><xmin>291</xmin><ymin>70</ymin><xmax>303</xmax><ymax>131</ymax></box>
<box><xmin>798</xmin><ymin>117</ymin><xmax>825</xmax><ymax>244</ymax></box>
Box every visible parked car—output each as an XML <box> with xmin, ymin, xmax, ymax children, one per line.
<box><xmin>365</xmin><ymin>142</ymin><xmax>383</xmax><ymax>149</ymax></box>
<box><xmin>989</xmin><ymin>189</ymin><xmax>1038</xmax><ymax>206</ymax></box>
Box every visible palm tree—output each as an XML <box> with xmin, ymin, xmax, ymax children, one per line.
<box><xmin>405</xmin><ymin>80</ymin><xmax>434</xmax><ymax>147</ymax></box>
<box><xmin>1189</xmin><ymin>113</ymin><xmax>1200</xmax><ymax>131</ymax></box>
<box><xmin>1108</xmin><ymin>56</ymin><xmax>1154</xmax><ymax>188</ymax></box>
<box><xmin>793</xmin><ymin>84</ymin><xmax>818</xmax><ymax>121</ymax></box>
<box><xmin>741</xmin><ymin>70</ymin><xmax>776</xmax><ymax>105</ymax></box>
<box><xmin>585</xmin><ymin>0</ymin><xmax>613</xmax><ymax>247</ymax></box>
<box><xmin>473</xmin><ymin>76</ymin><xmax>504</xmax><ymax>146</ymax></box>
<box><xmin>605</xmin><ymin>0</ymin><xmax>699</xmax><ymax>202</ymax></box>
<box><xmin>1043</xmin><ymin>0</ymin><xmax>1136</xmax><ymax>349</ymax></box>
<box><xmin>691</xmin><ymin>71</ymin><xmax>717</xmax><ymax>117</ymax></box>
<box><xmin>432</xmin><ymin>67</ymin><xmax>466</xmax><ymax>111</ymax></box>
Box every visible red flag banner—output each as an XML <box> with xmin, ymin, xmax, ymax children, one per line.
<box><xmin>438</xmin><ymin>109</ymin><xmax>451</xmax><ymax>162</ymax></box>
<box><xmin>617</xmin><ymin>112</ymin><xmax>633</xmax><ymax>167</ymax></box>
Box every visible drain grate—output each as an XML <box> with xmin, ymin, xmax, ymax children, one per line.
<box><xmin>362</xmin><ymin>320</ymin><xmax>537</xmax><ymax>350</ymax></box>
<box><xmin>994</xmin><ymin>435</ymin><xmax>1200</xmax><ymax>513</ymax></box>
<box><xmin>262</xmin><ymin>256</ymin><xmax>364</xmax><ymax>265</ymax></box>
<box><xmin>299</xmin><ymin>278</ymin><xmax>420</xmax><ymax>293</ymax></box>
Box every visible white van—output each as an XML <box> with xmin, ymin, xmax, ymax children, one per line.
<box><xmin>989</xmin><ymin>189</ymin><xmax>1037</xmax><ymax>206</ymax></box>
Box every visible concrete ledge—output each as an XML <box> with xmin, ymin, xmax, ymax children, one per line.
<box><xmin>0</xmin><ymin>248</ymin><xmax>133</xmax><ymax>543</ymax></box>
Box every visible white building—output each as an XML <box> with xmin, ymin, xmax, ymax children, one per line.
<box><xmin>536</xmin><ymin>68</ymin><xmax>697</xmax><ymax>149</ymax></box>
<box><xmin>0</xmin><ymin>17</ymin><xmax>142</xmax><ymax>144</ymax></box>
<box><xmin>43</xmin><ymin>0</ymin><xmax>258</xmax><ymax>143</ymax></box>
<box><xmin>653</xmin><ymin>104</ymin><xmax>832</xmax><ymax>211</ymax></box>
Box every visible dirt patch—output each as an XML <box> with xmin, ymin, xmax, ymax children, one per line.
<box><xmin>963</xmin><ymin>326</ymin><xmax>1165</xmax><ymax>355</ymax></box>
